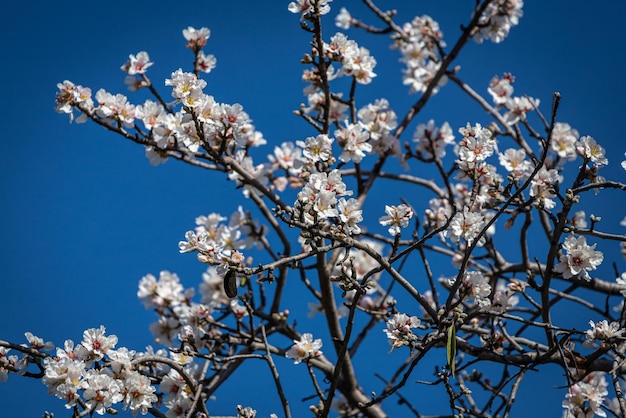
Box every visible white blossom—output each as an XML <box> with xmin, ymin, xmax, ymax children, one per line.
<box><xmin>288</xmin><ymin>0</ymin><xmax>332</xmax><ymax>16</ymax></box>
<box><xmin>120</xmin><ymin>51</ymin><xmax>153</xmax><ymax>75</ymax></box>
<box><xmin>551</xmin><ymin>122</ymin><xmax>579</xmax><ymax>160</ymax></box>
<box><xmin>452</xmin><ymin>271</ymin><xmax>491</xmax><ymax>306</ymax></box>
<box><xmin>576</xmin><ymin>136</ymin><xmax>608</xmax><ymax>166</ymax></box>
<box><xmin>584</xmin><ymin>320</ymin><xmax>624</xmax><ymax>348</ymax></box>
<box><xmin>555</xmin><ymin>235</ymin><xmax>604</xmax><ymax>281</ymax></box>
<box><xmin>413</xmin><ymin>119</ymin><xmax>455</xmax><ymax>159</ymax></box>
<box><xmin>285</xmin><ymin>333</ymin><xmax>323</xmax><ymax>364</ymax></box>
<box><xmin>446</xmin><ymin>207</ymin><xmax>486</xmax><ymax>247</ymax></box>
<box><xmin>562</xmin><ymin>373</ymin><xmax>608</xmax><ymax>418</ymax></box>
<box><xmin>335</xmin><ymin>7</ymin><xmax>352</xmax><ymax>29</ymax></box>
<box><xmin>379</xmin><ymin>204</ymin><xmax>413</xmax><ymax>236</ymax></box>
<box><xmin>338</xmin><ymin>198</ymin><xmax>363</xmax><ymax>235</ymax></box>
<box><xmin>473</xmin><ymin>0</ymin><xmax>524</xmax><ymax>44</ymax></box>
<box><xmin>383</xmin><ymin>313</ymin><xmax>420</xmax><ymax>350</ymax></box>
<box><xmin>488</xmin><ymin>73</ymin><xmax>515</xmax><ymax>105</ymax></box>
<box><xmin>530</xmin><ymin>165</ymin><xmax>562</xmax><ymax>209</ymax></box>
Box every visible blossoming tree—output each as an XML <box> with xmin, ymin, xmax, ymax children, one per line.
<box><xmin>2</xmin><ymin>1</ymin><xmax>626</xmax><ymax>417</ymax></box>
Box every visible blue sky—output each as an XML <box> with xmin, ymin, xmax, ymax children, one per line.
<box><xmin>1</xmin><ymin>1</ymin><xmax>625</xmax><ymax>417</ymax></box>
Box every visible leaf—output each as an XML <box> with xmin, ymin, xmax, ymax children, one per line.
<box><xmin>447</xmin><ymin>323</ymin><xmax>457</xmax><ymax>376</ymax></box>
<box><xmin>224</xmin><ymin>270</ymin><xmax>238</xmax><ymax>298</ymax></box>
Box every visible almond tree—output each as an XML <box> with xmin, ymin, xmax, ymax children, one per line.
<box><xmin>2</xmin><ymin>1</ymin><xmax>626</xmax><ymax>417</ymax></box>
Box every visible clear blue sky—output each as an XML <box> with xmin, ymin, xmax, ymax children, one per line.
<box><xmin>1</xmin><ymin>1</ymin><xmax>625</xmax><ymax>417</ymax></box>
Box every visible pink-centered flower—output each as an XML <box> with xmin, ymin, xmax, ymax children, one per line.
<box><xmin>384</xmin><ymin>313</ymin><xmax>420</xmax><ymax>350</ymax></box>
<box><xmin>120</xmin><ymin>51</ymin><xmax>153</xmax><ymax>75</ymax></box>
<box><xmin>555</xmin><ymin>235</ymin><xmax>603</xmax><ymax>281</ymax></box>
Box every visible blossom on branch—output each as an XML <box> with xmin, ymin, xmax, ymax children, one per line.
<box><xmin>576</xmin><ymin>135</ymin><xmax>608</xmax><ymax>166</ymax></box>
<box><xmin>452</xmin><ymin>271</ymin><xmax>492</xmax><ymax>307</ymax></box>
<box><xmin>95</xmin><ymin>89</ymin><xmax>135</xmax><ymax>127</ymax></box>
<box><xmin>445</xmin><ymin>207</ymin><xmax>486</xmax><ymax>247</ymax></box>
<box><xmin>413</xmin><ymin>119</ymin><xmax>455</xmax><ymax>160</ymax></box>
<box><xmin>383</xmin><ymin>313</ymin><xmax>420</xmax><ymax>350</ymax></box>
<box><xmin>529</xmin><ymin>165</ymin><xmax>562</xmax><ymax>209</ymax></box>
<box><xmin>81</xmin><ymin>370</ymin><xmax>124</xmax><ymax>415</ymax></box>
<box><xmin>288</xmin><ymin>0</ymin><xmax>332</xmax><ymax>16</ymax></box>
<box><xmin>24</xmin><ymin>332</ymin><xmax>54</xmax><ymax>351</ymax></box>
<box><xmin>297</xmin><ymin>134</ymin><xmax>334</xmax><ymax>163</ymax></box>
<box><xmin>121</xmin><ymin>372</ymin><xmax>158</xmax><ymax>415</ymax></box>
<box><xmin>182</xmin><ymin>26</ymin><xmax>211</xmax><ymax>52</ymax></box>
<box><xmin>562</xmin><ymin>372</ymin><xmax>608</xmax><ymax>418</ymax></box>
<box><xmin>165</xmin><ymin>69</ymin><xmax>207</xmax><ymax>107</ymax></box>
<box><xmin>499</xmin><ymin>148</ymin><xmax>532</xmax><ymax>179</ymax></box>
<box><xmin>120</xmin><ymin>51</ymin><xmax>153</xmax><ymax>75</ymax></box>
<box><xmin>503</xmin><ymin>95</ymin><xmax>539</xmax><ymax>125</ymax></box>
<box><xmin>138</xmin><ymin>271</ymin><xmax>189</xmax><ymax>309</ymax></box>
<box><xmin>81</xmin><ymin>326</ymin><xmax>118</xmax><ymax>363</ymax></box>
<box><xmin>555</xmin><ymin>235</ymin><xmax>604</xmax><ymax>281</ymax></box>
<box><xmin>488</xmin><ymin>73</ymin><xmax>515</xmax><ymax>105</ymax></box>
<box><xmin>379</xmin><ymin>204</ymin><xmax>414</xmax><ymax>236</ymax></box>
<box><xmin>335</xmin><ymin>122</ymin><xmax>372</xmax><ymax>163</ymax></box>
<box><xmin>456</xmin><ymin>122</ymin><xmax>495</xmax><ymax>164</ymax></box>
<box><xmin>551</xmin><ymin>122</ymin><xmax>579</xmax><ymax>161</ymax></box>
<box><xmin>357</xmin><ymin>99</ymin><xmax>398</xmax><ymax>141</ymax></box>
<box><xmin>0</xmin><ymin>347</ymin><xmax>18</xmax><ymax>382</ymax></box>
<box><xmin>584</xmin><ymin>320</ymin><xmax>624</xmax><ymax>348</ymax></box>
<box><xmin>335</xmin><ymin>7</ymin><xmax>352</xmax><ymax>29</ymax></box>
<box><xmin>55</xmin><ymin>80</ymin><xmax>93</xmax><ymax>122</ymax></box>
<box><xmin>196</xmin><ymin>50</ymin><xmax>217</xmax><ymax>74</ymax></box>
<box><xmin>135</xmin><ymin>100</ymin><xmax>164</xmax><ymax>130</ymax></box>
<box><xmin>338</xmin><ymin>198</ymin><xmax>363</xmax><ymax>235</ymax></box>
<box><xmin>393</xmin><ymin>15</ymin><xmax>446</xmax><ymax>94</ymax></box>
<box><xmin>473</xmin><ymin>0</ymin><xmax>524</xmax><ymax>44</ymax></box>
<box><xmin>285</xmin><ymin>333</ymin><xmax>323</xmax><ymax>364</ymax></box>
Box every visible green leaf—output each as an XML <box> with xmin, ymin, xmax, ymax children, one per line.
<box><xmin>447</xmin><ymin>323</ymin><xmax>456</xmax><ymax>376</ymax></box>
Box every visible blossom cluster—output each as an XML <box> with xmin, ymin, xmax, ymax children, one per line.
<box><xmin>40</xmin><ymin>3</ymin><xmax>626</xmax><ymax>417</ymax></box>
<box><xmin>120</xmin><ymin>51</ymin><xmax>153</xmax><ymax>91</ymax></box>
<box><xmin>383</xmin><ymin>313</ymin><xmax>420</xmax><ymax>350</ymax></box>
<box><xmin>445</xmin><ymin>206</ymin><xmax>487</xmax><ymax>248</ymax></box>
<box><xmin>562</xmin><ymin>372</ymin><xmax>608</xmax><ymax>418</ymax></box>
<box><xmin>357</xmin><ymin>98</ymin><xmax>399</xmax><ymax>155</ymax></box>
<box><xmin>295</xmin><ymin>169</ymin><xmax>360</xmax><ymax>233</ymax></box>
<box><xmin>323</xmin><ymin>33</ymin><xmax>377</xmax><ymax>84</ymax></box>
<box><xmin>55</xmin><ymin>80</ymin><xmax>93</xmax><ymax>123</ymax></box>
<box><xmin>473</xmin><ymin>0</ymin><xmax>524</xmax><ymax>44</ymax></box>
<box><xmin>455</xmin><ymin>122</ymin><xmax>498</xmax><ymax>184</ymax></box>
<box><xmin>584</xmin><ymin>320</ymin><xmax>624</xmax><ymax>348</ymax></box>
<box><xmin>137</xmin><ymin>267</ymin><xmax>248</xmax><ymax>346</ymax></box>
<box><xmin>288</xmin><ymin>0</ymin><xmax>332</xmax><ymax>17</ymax></box>
<box><xmin>549</xmin><ymin>122</ymin><xmax>609</xmax><ymax>168</ymax></box>
<box><xmin>182</xmin><ymin>26</ymin><xmax>216</xmax><ymax>72</ymax></box>
<box><xmin>488</xmin><ymin>73</ymin><xmax>539</xmax><ymax>124</ymax></box>
<box><xmin>56</xmin><ymin>28</ymin><xmax>267</xmax><ymax>172</ymax></box>
<box><xmin>300</xmin><ymin>33</ymin><xmax>378</xmax><ymax>124</ymax></box>
<box><xmin>392</xmin><ymin>15</ymin><xmax>447</xmax><ymax>94</ymax></box>
<box><xmin>22</xmin><ymin>328</ymin><xmax>158</xmax><ymax>416</ymax></box>
<box><xmin>0</xmin><ymin>347</ymin><xmax>18</xmax><ymax>382</ymax></box>
<box><xmin>178</xmin><ymin>207</ymin><xmax>262</xmax><ymax>277</ymax></box>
